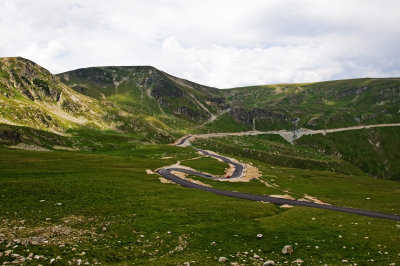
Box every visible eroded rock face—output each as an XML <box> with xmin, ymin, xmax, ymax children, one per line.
<box><xmin>174</xmin><ymin>105</ymin><xmax>210</xmax><ymax>122</ymax></box>
<box><xmin>229</xmin><ymin>107</ymin><xmax>288</xmax><ymax>126</ymax></box>
<box><xmin>1</xmin><ymin>57</ymin><xmax>62</xmax><ymax>103</ymax></box>
<box><xmin>0</xmin><ymin>127</ymin><xmax>21</xmax><ymax>144</ymax></box>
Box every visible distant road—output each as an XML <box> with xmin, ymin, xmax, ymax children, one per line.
<box><xmin>174</xmin><ymin>123</ymin><xmax>400</xmax><ymax>145</ymax></box>
<box><xmin>159</xmin><ymin>123</ymin><xmax>400</xmax><ymax>221</ymax></box>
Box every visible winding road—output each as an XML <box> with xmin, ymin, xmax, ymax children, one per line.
<box><xmin>158</xmin><ymin>126</ymin><xmax>400</xmax><ymax>221</ymax></box>
<box><xmin>174</xmin><ymin>123</ymin><xmax>400</xmax><ymax>145</ymax></box>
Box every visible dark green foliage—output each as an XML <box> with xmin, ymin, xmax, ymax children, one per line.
<box><xmin>193</xmin><ymin>136</ymin><xmax>363</xmax><ymax>176</ymax></box>
<box><xmin>297</xmin><ymin>127</ymin><xmax>400</xmax><ymax>180</ymax></box>
<box><xmin>11</xmin><ymin>71</ymin><xmax>22</xmax><ymax>85</ymax></box>
<box><xmin>33</xmin><ymin>78</ymin><xmax>50</xmax><ymax>94</ymax></box>
<box><xmin>0</xmin><ymin>69</ymin><xmax>9</xmax><ymax>79</ymax></box>
<box><xmin>20</xmin><ymin>75</ymin><xmax>30</xmax><ymax>84</ymax></box>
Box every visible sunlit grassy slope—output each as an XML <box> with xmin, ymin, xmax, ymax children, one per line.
<box><xmin>1</xmin><ymin>144</ymin><xmax>399</xmax><ymax>265</ymax></box>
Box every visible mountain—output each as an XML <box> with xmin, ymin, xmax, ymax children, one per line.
<box><xmin>0</xmin><ymin>57</ymin><xmax>174</xmax><ymax>144</ymax></box>
<box><xmin>1</xmin><ymin>56</ymin><xmax>400</xmax><ymax>179</ymax></box>
<box><xmin>221</xmin><ymin>78</ymin><xmax>400</xmax><ymax>131</ymax></box>
<box><xmin>57</xmin><ymin>66</ymin><xmax>229</xmax><ymax>125</ymax></box>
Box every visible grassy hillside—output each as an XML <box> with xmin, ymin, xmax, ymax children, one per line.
<box><xmin>1</xmin><ymin>144</ymin><xmax>399</xmax><ymax>265</ymax></box>
<box><xmin>57</xmin><ymin>66</ymin><xmax>229</xmax><ymax>128</ymax></box>
<box><xmin>297</xmin><ymin>127</ymin><xmax>400</xmax><ymax>180</ymax></box>
<box><xmin>192</xmin><ymin>135</ymin><xmax>365</xmax><ymax>177</ymax></box>
<box><xmin>222</xmin><ymin>78</ymin><xmax>400</xmax><ymax>131</ymax></box>
<box><xmin>0</xmin><ymin>57</ymin><xmax>175</xmax><ymax>143</ymax></box>
<box><xmin>1</xmin><ymin>57</ymin><xmax>400</xmax><ymax>264</ymax></box>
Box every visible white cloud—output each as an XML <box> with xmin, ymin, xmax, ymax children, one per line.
<box><xmin>1</xmin><ymin>0</ymin><xmax>400</xmax><ymax>87</ymax></box>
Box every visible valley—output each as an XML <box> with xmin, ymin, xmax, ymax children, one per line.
<box><xmin>1</xmin><ymin>57</ymin><xmax>400</xmax><ymax>265</ymax></box>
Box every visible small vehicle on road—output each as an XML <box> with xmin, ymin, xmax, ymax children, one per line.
<box><xmin>226</xmin><ymin>175</ymin><xmax>231</xmax><ymax>178</ymax></box>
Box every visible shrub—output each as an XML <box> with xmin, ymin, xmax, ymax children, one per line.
<box><xmin>0</xmin><ymin>69</ymin><xmax>9</xmax><ymax>79</ymax></box>
<box><xmin>33</xmin><ymin>78</ymin><xmax>50</xmax><ymax>94</ymax></box>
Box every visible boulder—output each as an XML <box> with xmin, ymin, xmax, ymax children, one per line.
<box><xmin>264</xmin><ymin>260</ymin><xmax>276</xmax><ymax>266</ymax></box>
<box><xmin>281</xmin><ymin>245</ymin><xmax>293</xmax><ymax>255</ymax></box>
<box><xmin>219</xmin><ymin>257</ymin><xmax>227</xmax><ymax>263</ymax></box>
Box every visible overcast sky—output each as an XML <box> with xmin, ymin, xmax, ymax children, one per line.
<box><xmin>1</xmin><ymin>0</ymin><xmax>400</xmax><ymax>88</ymax></box>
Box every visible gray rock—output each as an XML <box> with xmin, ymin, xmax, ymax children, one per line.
<box><xmin>264</xmin><ymin>260</ymin><xmax>276</xmax><ymax>266</ymax></box>
<box><xmin>219</xmin><ymin>257</ymin><xmax>227</xmax><ymax>263</ymax></box>
<box><xmin>292</xmin><ymin>258</ymin><xmax>304</xmax><ymax>265</ymax></box>
<box><xmin>282</xmin><ymin>245</ymin><xmax>293</xmax><ymax>255</ymax></box>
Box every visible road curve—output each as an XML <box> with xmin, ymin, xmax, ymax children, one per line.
<box><xmin>157</xmin><ymin>168</ymin><xmax>400</xmax><ymax>221</ymax></box>
<box><xmin>159</xmin><ymin>134</ymin><xmax>400</xmax><ymax>221</ymax></box>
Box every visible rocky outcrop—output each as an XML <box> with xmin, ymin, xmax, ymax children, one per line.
<box><xmin>229</xmin><ymin>107</ymin><xmax>288</xmax><ymax>126</ymax></box>
<box><xmin>0</xmin><ymin>127</ymin><xmax>21</xmax><ymax>144</ymax></box>
<box><xmin>58</xmin><ymin>65</ymin><xmax>228</xmax><ymax>123</ymax></box>
<box><xmin>174</xmin><ymin>106</ymin><xmax>209</xmax><ymax>121</ymax></box>
<box><xmin>1</xmin><ymin>57</ymin><xmax>61</xmax><ymax>103</ymax></box>
<box><xmin>335</xmin><ymin>86</ymin><xmax>367</xmax><ymax>99</ymax></box>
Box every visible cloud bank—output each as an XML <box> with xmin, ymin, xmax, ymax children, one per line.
<box><xmin>1</xmin><ymin>0</ymin><xmax>400</xmax><ymax>88</ymax></box>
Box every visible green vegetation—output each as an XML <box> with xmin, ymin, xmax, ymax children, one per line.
<box><xmin>58</xmin><ymin>66</ymin><xmax>227</xmax><ymax>129</ymax></box>
<box><xmin>32</xmin><ymin>78</ymin><xmax>50</xmax><ymax>94</ymax></box>
<box><xmin>222</xmin><ymin>78</ymin><xmax>400</xmax><ymax>130</ymax></box>
<box><xmin>1</xmin><ymin>144</ymin><xmax>400</xmax><ymax>265</ymax></box>
<box><xmin>0</xmin><ymin>56</ymin><xmax>400</xmax><ymax>264</ymax></box>
<box><xmin>192</xmin><ymin>136</ymin><xmax>364</xmax><ymax>176</ymax></box>
<box><xmin>297</xmin><ymin>127</ymin><xmax>400</xmax><ymax>180</ymax></box>
<box><xmin>0</xmin><ymin>69</ymin><xmax>9</xmax><ymax>79</ymax></box>
<box><xmin>196</xmin><ymin>113</ymin><xmax>251</xmax><ymax>133</ymax></box>
<box><xmin>180</xmin><ymin>156</ymin><xmax>229</xmax><ymax>175</ymax></box>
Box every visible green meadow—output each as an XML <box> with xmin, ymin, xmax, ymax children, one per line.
<box><xmin>1</xmin><ymin>140</ymin><xmax>399</xmax><ymax>265</ymax></box>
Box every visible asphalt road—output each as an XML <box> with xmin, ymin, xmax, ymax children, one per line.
<box><xmin>157</xmin><ymin>168</ymin><xmax>400</xmax><ymax>221</ymax></box>
<box><xmin>157</xmin><ymin>146</ymin><xmax>400</xmax><ymax>221</ymax></box>
<box><xmin>176</xmin><ymin>135</ymin><xmax>192</xmax><ymax>146</ymax></box>
<box><xmin>196</xmin><ymin>148</ymin><xmax>244</xmax><ymax>178</ymax></box>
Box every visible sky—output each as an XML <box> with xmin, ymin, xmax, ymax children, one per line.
<box><xmin>1</xmin><ymin>0</ymin><xmax>400</xmax><ymax>88</ymax></box>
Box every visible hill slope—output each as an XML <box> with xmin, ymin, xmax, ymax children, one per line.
<box><xmin>57</xmin><ymin>66</ymin><xmax>229</xmax><ymax>125</ymax></box>
<box><xmin>0</xmin><ymin>57</ymin><xmax>174</xmax><ymax>144</ymax></box>
<box><xmin>221</xmin><ymin>78</ymin><xmax>400</xmax><ymax>131</ymax></box>
<box><xmin>1</xmin><ymin>56</ymin><xmax>400</xmax><ymax>179</ymax></box>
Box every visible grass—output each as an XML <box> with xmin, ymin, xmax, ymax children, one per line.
<box><xmin>222</xmin><ymin>78</ymin><xmax>400</xmax><ymax>131</ymax></box>
<box><xmin>180</xmin><ymin>156</ymin><xmax>229</xmax><ymax>175</ymax></box>
<box><xmin>196</xmin><ymin>113</ymin><xmax>250</xmax><ymax>133</ymax></box>
<box><xmin>1</xmin><ymin>143</ymin><xmax>400</xmax><ymax>265</ymax></box>
<box><xmin>192</xmin><ymin>136</ymin><xmax>364</xmax><ymax>176</ymax></box>
<box><xmin>297</xmin><ymin>127</ymin><xmax>400</xmax><ymax>180</ymax></box>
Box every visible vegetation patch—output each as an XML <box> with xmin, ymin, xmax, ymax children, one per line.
<box><xmin>180</xmin><ymin>156</ymin><xmax>229</xmax><ymax>175</ymax></box>
<box><xmin>33</xmin><ymin>78</ymin><xmax>50</xmax><ymax>94</ymax></box>
<box><xmin>0</xmin><ymin>69</ymin><xmax>9</xmax><ymax>79</ymax></box>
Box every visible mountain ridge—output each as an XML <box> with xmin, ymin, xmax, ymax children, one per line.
<box><xmin>1</xmin><ymin>56</ymin><xmax>400</xmax><ymax>180</ymax></box>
